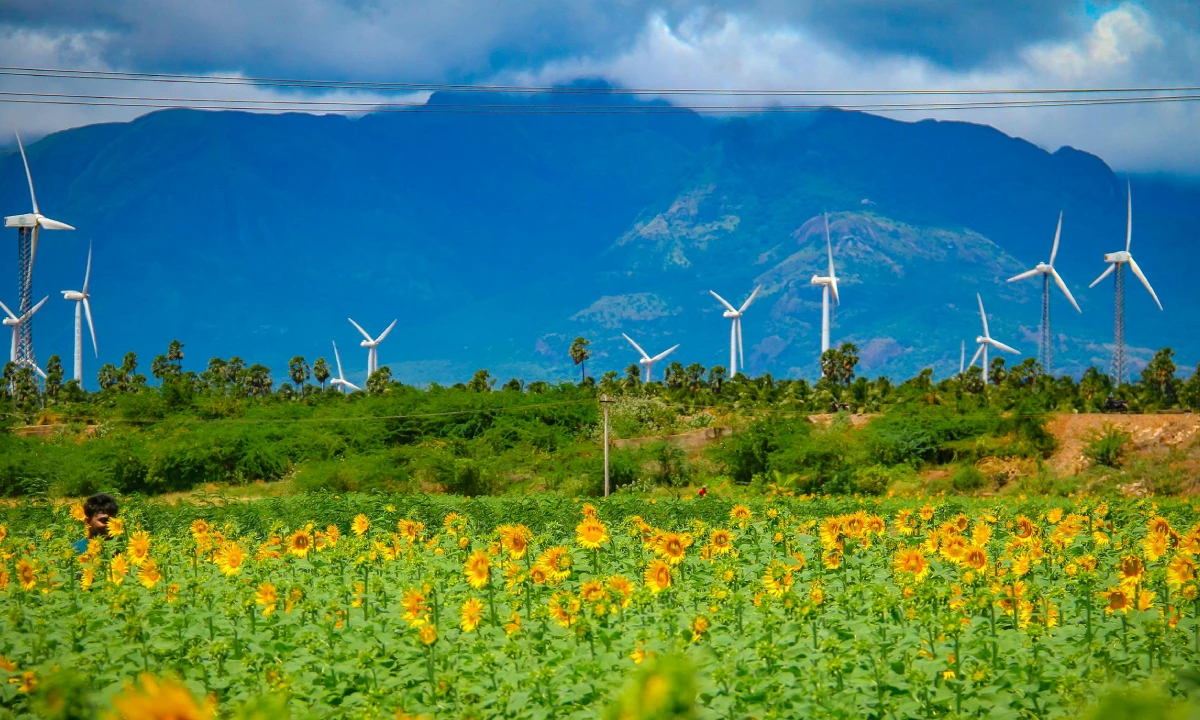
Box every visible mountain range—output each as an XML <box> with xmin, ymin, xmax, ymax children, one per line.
<box><xmin>2</xmin><ymin>86</ymin><xmax>1197</xmax><ymax>386</ymax></box>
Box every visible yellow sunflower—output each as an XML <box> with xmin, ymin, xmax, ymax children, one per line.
<box><xmin>708</xmin><ymin>528</ymin><xmax>734</xmax><ymax>556</ymax></box>
<box><xmin>70</xmin><ymin>504</ymin><xmax>87</xmax><ymax>523</ymax></box>
<box><xmin>352</xmin><ymin>514</ymin><xmax>370</xmax><ymax>537</ymax></box>
<box><xmin>256</xmin><ymin>582</ymin><xmax>278</xmax><ymax>616</ymax></box>
<box><xmin>464</xmin><ymin>548</ymin><xmax>491</xmax><ymax>589</ymax></box>
<box><xmin>1102</xmin><ymin>587</ymin><xmax>1130</xmax><ymax>614</ymax></box>
<box><xmin>138</xmin><ymin>558</ymin><xmax>162</xmax><ymax>590</ymax></box>
<box><xmin>576</xmin><ymin>518</ymin><xmax>610</xmax><ymax>550</ymax></box>
<box><xmin>498</xmin><ymin>524</ymin><xmax>533</xmax><ymax>560</ymax></box>
<box><xmin>418</xmin><ymin>625</ymin><xmax>438</xmax><ymax>646</ymax></box>
<box><xmin>110</xmin><ymin>674</ymin><xmax>213</xmax><ymax>720</ymax></box>
<box><xmin>644</xmin><ymin>559</ymin><xmax>672</xmax><ymax>593</ymax></box>
<box><xmin>1167</xmin><ymin>554</ymin><xmax>1196</xmax><ymax>587</ymax></box>
<box><xmin>286</xmin><ymin>527</ymin><xmax>314</xmax><ymax>558</ymax></box>
<box><xmin>893</xmin><ymin>547</ymin><xmax>931</xmax><ymax>583</ymax></box>
<box><xmin>460</xmin><ymin>597</ymin><xmax>484</xmax><ymax>632</ymax></box>
<box><xmin>16</xmin><ymin>558</ymin><xmax>36</xmax><ymax>592</ymax></box>
<box><xmin>214</xmin><ymin>541</ymin><xmax>246</xmax><ymax>576</ymax></box>
<box><xmin>128</xmin><ymin>530</ymin><xmax>151</xmax><ymax>568</ymax></box>
<box><xmin>110</xmin><ymin>554</ymin><xmax>129</xmax><ymax>585</ymax></box>
<box><xmin>1119</xmin><ymin>554</ymin><xmax>1145</xmax><ymax>588</ymax></box>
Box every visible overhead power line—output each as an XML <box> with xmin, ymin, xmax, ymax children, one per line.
<box><xmin>0</xmin><ymin>91</ymin><xmax>1198</xmax><ymax>115</ymax></box>
<box><xmin>2</xmin><ymin>66</ymin><xmax>1200</xmax><ymax>97</ymax></box>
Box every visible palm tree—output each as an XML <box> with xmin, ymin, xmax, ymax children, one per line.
<box><xmin>708</xmin><ymin>365</ymin><xmax>727</xmax><ymax>394</ymax></box>
<box><xmin>312</xmin><ymin>357</ymin><xmax>330</xmax><ymax>390</ymax></box>
<box><xmin>44</xmin><ymin>355</ymin><xmax>63</xmax><ymax>402</ymax></box>
<box><xmin>467</xmin><ymin>369</ymin><xmax>495</xmax><ymax>393</ymax></box>
<box><xmin>569</xmin><ymin>337</ymin><xmax>591</xmax><ymax>383</ymax></box>
<box><xmin>288</xmin><ymin>356</ymin><xmax>310</xmax><ymax>396</ymax></box>
<box><xmin>167</xmin><ymin>339</ymin><xmax>185</xmax><ymax>371</ymax></box>
<box><xmin>367</xmin><ymin>366</ymin><xmax>393</xmax><ymax>395</ymax></box>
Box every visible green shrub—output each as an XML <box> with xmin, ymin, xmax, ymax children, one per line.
<box><xmin>1083</xmin><ymin>424</ymin><xmax>1131</xmax><ymax>468</ymax></box>
<box><xmin>951</xmin><ymin>464</ymin><xmax>987</xmax><ymax>492</ymax></box>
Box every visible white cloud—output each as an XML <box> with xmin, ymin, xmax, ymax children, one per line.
<box><xmin>522</xmin><ymin>4</ymin><xmax>1200</xmax><ymax>173</ymax></box>
<box><xmin>0</xmin><ymin>26</ymin><xmax>420</xmax><ymax>142</ymax></box>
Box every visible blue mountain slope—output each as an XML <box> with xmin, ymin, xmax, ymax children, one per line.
<box><xmin>0</xmin><ymin>94</ymin><xmax>1195</xmax><ymax>386</ymax></box>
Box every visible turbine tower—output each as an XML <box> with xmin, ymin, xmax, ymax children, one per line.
<box><xmin>709</xmin><ymin>285</ymin><xmax>760</xmax><ymax>377</ymax></box>
<box><xmin>4</xmin><ymin>129</ymin><xmax>75</xmax><ymax>373</ymax></box>
<box><xmin>1</xmin><ymin>295</ymin><xmax>49</xmax><ymax>377</ymax></box>
<box><xmin>348</xmin><ymin>317</ymin><xmax>397</xmax><ymax>377</ymax></box>
<box><xmin>809</xmin><ymin>213</ymin><xmax>840</xmax><ymax>355</ymax></box>
<box><xmin>1006</xmin><ymin>211</ymin><xmax>1081</xmax><ymax>374</ymax></box>
<box><xmin>329</xmin><ymin>341</ymin><xmax>361</xmax><ymax>393</ymax></box>
<box><xmin>622</xmin><ymin>333</ymin><xmax>679</xmax><ymax>383</ymax></box>
<box><xmin>968</xmin><ymin>293</ymin><xmax>1020</xmax><ymax>378</ymax></box>
<box><xmin>1088</xmin><ymin>181</ymin><xmax>1162</xmax><ymax>385</ymax></box>
<box><xmin>959</xmin><ymin>340</ymin><xmax>965</xmax><ymax>376</ymax></box>
<box><xmin>61</xmin><ymin>242</ymin><xmax>97</xmax><ymax>383</ymax></box>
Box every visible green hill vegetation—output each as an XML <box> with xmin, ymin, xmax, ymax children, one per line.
<box><xmin>2</xmin><ymin>340</ymin><xmax>1198</xmax><ymax>499</ymax></box>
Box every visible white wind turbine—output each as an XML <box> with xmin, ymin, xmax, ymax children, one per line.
<box><xmin>622</xmin><ymin>333</ymin><xmax>679</xmax><ymax>383</ymax></box>
<box><xmin>709</xmin><ymin>285</ymin><xmax>760</xmax><ymax>377</ymax></box>
<box><xmin>968</xmin><ymin>293</ymin><xmax>1020</xmax><ymax>376</ymax></box>
<box><xmin>328</xmin><ymin>341</ymin><xmax>361</xmax><ymax>393</ymax></box>
<box><xmin>1088</xmin><ymin>181</ymin><xmax>1162</xmax><ymax>385</ymax></box>
<box><xmin>810</xmin><ymin>213</ymin><xmax>840</xmax><ymax>354</ymax></box>
<box><xmin>1006</xmin><ymin>211</ymin><xmax>1081</xmax><ymax>374</ymax></box>
<box><xmin>348</xmin><ymin>317</ymin><xmax>397</xmax><ymax>377</ymax></box>
<box><xmin>0</xmin><ymin>295</ymin><xmax>49</xmax><ymax>377</ymax></box>
<box><xmin>959</xmin><ymin>340</ymin><xmax>965</xmax><ymax>376</ymax></box>
<box><xmin>5</xmin><ymin>128</ymin><xmax>75</xmax><ymax>280</ymax></box>
<box><xmin>61</xmin><ymin>242</ymin><xmax>97</xmax><ymax>382</ymax></box>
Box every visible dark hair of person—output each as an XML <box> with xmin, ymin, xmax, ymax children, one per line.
<box><xmin>83</xmin><ymin>493</ymin><xmax>119</xmax><ymax>520</ymax></box>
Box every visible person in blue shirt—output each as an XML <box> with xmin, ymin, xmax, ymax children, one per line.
<box><xmin>72</xmin><ymin>493</ymin><xmax>119</xmax><ymax>554</ymax></box>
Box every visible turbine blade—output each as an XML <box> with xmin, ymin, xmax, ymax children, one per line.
<box><xmin>969</xmin><ymin>344</ymin><xmax>984</xmax><ymax>369</ymax></box>
<box><xmin>82</xmin><ymin>241</ymin><xmax>92</xmax><ymax>294</ymax></box>
<box><xmin>1125</xmin><ymin>179</ymin><xmax>1132</xmax><ymax>253</ymax></box>
<box><xmin>23</xmin><ymin>295</ymin><xmax>49</xmax><ymax>321</ymax></box>
<box><xmin>333</xmin><ymin>341</ymin><xmax>345</xmax><ymax>378</ymax></box>
<box><xmin>650</xmin><ymin>344</ymin><xmax>679</xmax><ymax>363</ymax></box>
<box><xmin>1089</xmin><ymin>263</ymin><xmax>1116</xmax><ymax>288</ymax></box>
<box><xmin>29</xmin><ymin>225</ymin><xmax>38</xmax><ymax>279</ymax></box>
<box><xmin>348</xmin><ymin>317</ymin><xmax>372</xmax><ymax>342</ymax></box>
<box><xmin>14</xmin><ymin>127</ymin><xmax>38</xmax><ymax>214</ymax></box>
<box><xmin>38</xmin><ymin>217</ymin><xmax>74</xmax><ymax>231</ymax></box>
<box><xmin>988</xmin><ymin>338</ymin><xmax>1020</xmax><ymax>355</ymax></box>
<box><xmin>1006</xmin><ymin>268</ymin><xmax>1041</xmax><ymax>283</ymax></box>
<box><xmin>83</xmin><ymin>298</ymin><xmax>97</xmax><ymax>357</ymax></box>
<box><xmin>976</xmin><ymin>293</ymin><xmax>989</xmax><ymax>337</ymax></box>
<box><xmin>825</xmin><ymin>212</ymin><xmax>836</xmax><ymax>280</ymax></box>
<box><xmin>1049</xmin><ymin>211</ymin><xmax>1063</xmax><ymax>266</ymax></box>
<box><xmin>737</xmin><ymin>285</ymin><xmax>761</xmax><ymax>313</ymax></box>
<box><xmin>0</xmin><ymin>298</ymin><xmax>16</xmax><ymax>321</ymax></box>
<box><xmin>829</xmin><ymin>276</ymin><xmax>840</xmax><ymax>305</ymax></box>
<box><xmin>622</xmin><ymin>333</ymin><xmax>650</xmax><ymax>360</ymax></box>
<box><xmin>709</xmin><ymin>290</ymin><xmax>737</xmax><ymax>314</ymax></box>
<box><xmin>1050</xmin><ymin>268</ymin><xmax>1082</xmax><ymax>313</ymax></box>
<box><xmin>1127</xmin><ymin>256</ymin><xmax>1163</xmax><ymax>310</ymax></box>
<box><xmin>343</xmin><ymin>381</ymin><xmax>361</xmax><ymax>392</ymax></box>
<box><xmin>34</xmin><ymin>364</ymin><xmax>46</xmax><ymax>380</ymax></box>
<box><xmin>376</xmin><ymin>319</ymin><xmax>398</xmax><ymax>343</ymax></box>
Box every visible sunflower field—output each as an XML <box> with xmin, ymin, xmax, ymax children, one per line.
<box><xmin>1</xmin><ymin>493</ymin><xmax>1199</xmax><ymax>719</ymax></box>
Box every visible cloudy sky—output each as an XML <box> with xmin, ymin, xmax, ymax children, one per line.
<box><xmin>2</xmin><ymin>1</ymin><xmax>1199</xmax><ymax>172</ymax></box>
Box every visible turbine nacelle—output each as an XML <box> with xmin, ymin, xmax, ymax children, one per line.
<box><xmin>810</xmin><ymin>275</ymin><xmax>834</xmax><ymax>287</ymax></box>
<box><xmin>721</xmin><ymin>310</ymin><xmax>740</xmax><ymax>319</ymax></box>
<box><xmin>3</xmin><ymin>213</ymin><xmax>74</xmax><ymax>231</ymax></box>
<box><xmin>62</xmin><ymin>290</ymin><xmax>86</xmax><ymax>301</ymax></box>
<box><xmin>1103</xmin><ymin>251</ymin><xmax>1132</xmax><ymax>264</ymax></box>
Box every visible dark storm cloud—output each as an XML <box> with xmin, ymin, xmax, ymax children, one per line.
<box><xmin>0</xmin><ymin>0</ymin><xmax>1104</xmax><ymax>78</ymax></box>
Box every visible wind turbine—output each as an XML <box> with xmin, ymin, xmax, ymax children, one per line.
<box><xmin>348</xmin><ymin>318</ymin><xmax>397</xmax><ymax>378</ymax></box>
<box><xmin>1088</xmin><ymin>181</ymin><xmax>1162</xmax><ymax>385</ymax></box>
<box><xmin>0</xmin><ymin>295</ymin><xmax>49</xmax><ymax>377</ymax></box>
<box><xmin>4</xmin><ymin>128</ymin><xmax>74</xmax><ymax>373</ymax></box>
<box><xmin>1006</xmin><ymin>211</ymin><xmax>1081</xmax><ymax>374</ymax></box>
<box><xmin>622</xmin><ymin>333</ymin><xmax>679</xmax><ymax>383</ymax></box>
<box><xmin>809</xmin><ymin>213</ymin><xmax>840</xmax><ymax>355</ymax></box>
<box><xmin>329</xmin><ymin>341</ymin><xmax>361</xmax><ymax>393</ymax></box>
<box><xmin>959</xmin><ymin>340</ymin><xmax>965</xmax><ymax>376</ymax></box>
<box><xmin>61</xmin><ymin>242</ymin><xmax>97</xmax><ymax>383</ymax></box>
<box><xmin>709</xmin><ymin>286</ymin><xmax>760</xmax><ymax>377</ymax></box>
<box><xmin>968</xmin><ymin>293</ymin><xmax>1020</xmax><ymax>379</ymax></box>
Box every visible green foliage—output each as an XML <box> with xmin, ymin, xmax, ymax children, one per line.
<box><xmin>951</xmin><ymin>463</ymin><xmax>988</xmax><ymax>492</ymax></box>
<box><xmin>605</xmin><ymin>654</ymin><xmax>698</xmax><ymax>720</ymax></box>
<box><xmin>1084</xmin><ymin>424</ymin><xmax>1132</xmax><ymax>468</ymax></box>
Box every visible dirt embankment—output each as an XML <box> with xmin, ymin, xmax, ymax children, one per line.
<box><xmin>1046</xmin><ymin>412</ymin><xmax>1200</xmax><ymax>474</ymax></box>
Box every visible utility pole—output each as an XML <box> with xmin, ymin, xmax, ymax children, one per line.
<box><xmin>600</xmin><ymin>394</ymin><xmax>615</xmax><ymax>497</ymax></box>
